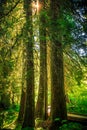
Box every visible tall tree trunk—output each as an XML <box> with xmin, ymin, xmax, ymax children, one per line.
<box><xmin>47</xmin><ymin>41</ymin><xmax>51</xmax><ymax>117</ymax></box>
<box><xmin>17</xmin><ymin>44</ymin><xmax>26</xmax><ymax>124</ymax></box>
<box><xmin>35</xmin><ymin>0</ymin><xmax>48</xmax><ymax>120</ymax></box>
<box><xmin>22</xmin><ymin>0</ymin><xmax>35</xmax><ymax>129</ymax></box>
<box><xmin>50</xmin><ymin>0</ymin><xmax>67</xmax><ymax>126</ymax></box>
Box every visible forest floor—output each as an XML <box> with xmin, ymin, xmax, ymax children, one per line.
<box><xmin>1</xmin><ymin>118</ymin><xmax>87</xmax><ymax>130</ymax></box>
<box><xmin>1</xmin><ymin>121</ymin><xmax>87</xmax><ymax>130</ymax></box>
<box><xmin>35</xmin><ymin>118</ymin><xmax>87</xmax><ymax>130</ymax></box>
<box><xmin>1</xmin><ymin>112</ymin><xmax>87</xmax><ymax>130</ymax></box>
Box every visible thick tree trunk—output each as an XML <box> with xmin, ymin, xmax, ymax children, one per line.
<box><xmin>50</xmin><ymin>0</ymin><xmax>67</xmax><ymax>125</ymax></box>
<box><xmin>22</xmin><ymin>0</ymin><xmax>35</xmax><ymax>129</ymax></box>
<box><xmin>35</xmin><ymin>43</ymin><xmax>47</xmax><ymax>119</ymax></box>
<box><xmin>51</xmin><ymin>43</ymin><xmax>67</xmax><ymax>120</ymax></box>
<box><xmin>35</xmin><ymin>0</ymin><xmax>48</xmax><ymax>120</ymax></box>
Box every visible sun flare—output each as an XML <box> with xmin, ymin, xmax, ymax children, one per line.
<box><xmin>32</xmin><ymin>0</ymin><xmax>39</xmax><ymax>13</ymax></box>
<box><xmin>36</xmin><ymin>0</ymin><xmax>39</xmax><ymax>10</ymax></box>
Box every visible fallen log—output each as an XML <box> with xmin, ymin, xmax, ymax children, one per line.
<box><xmin>67</xmin><ymin>113</ymin><xmax>87</xmax><ymax>125</ymax></box>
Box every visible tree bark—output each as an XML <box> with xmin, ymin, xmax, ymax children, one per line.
<box><xmin>17</xmin><ymin>89</ymin><xmax>26</xmax><ymax>123</ymax></box>
<box><xmin>50</xmin><ymin>0</ymin><xmax>67</xmax><ymax>124</ymax></box>
<box><xmin>17</xmin><ymin>46</ymin><xmax>26</xmax><ymax>124</ymax></box>
<box><xmin>35</xmin><ymin>0</ymin><xmax>48</xmax><ymax>120</ymax></box>
<box><xmin>22</xmin><ymin>0</ymin><xmax>35</xmax><ymax>129</ymax></box>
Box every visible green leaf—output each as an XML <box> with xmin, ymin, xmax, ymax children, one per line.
<box><xmin>22</xmin><ymin>127</ymin><xmax>34</xmax><ymax>130</ymax></box>
<box><xmin>54</xmin><ymin>118</ymin><xmax>60</xmax><ymax>121</ymax></box>
<box><xmin>62</xmin><ymin>120</ymin><xmax>67</xmax><ymax>124</ymax></box>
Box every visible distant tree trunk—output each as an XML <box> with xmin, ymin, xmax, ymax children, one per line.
<box><xmin>17</xmin><ymin>88</ymin><xmax>26</xmax><ymax>123</ymax></box>
<box><xmin>17</xmin><ymin>46</ymin><xmax>26</xmax><ymax>124</ymax></box>
<box><xmin>17</xmin><ymin>63</ymin><xmax>26</xmax><ymax>123</ymax></box>
<box><xmin>50</xmin><ymin>0</ymin><xmax>67</xmax><ymax>127</ymax></box>
<box><xmin>22</xmin><ymin>0</ymin><xmax>35</xmax><ymax>129</ymax></box>
<box><xmin>0</xmin><ymin>63</ymin><xmax>11</xmax><ymax>109</ymax></box>
<box><xmin>35</xmin><ymin>0</ymin><xmax>48</xmax><ymax>120</ymax></box>
<box><xmin>47</xmin><ymin>41</ymin><xmax>51</xmax><ymax>117</ymax></box>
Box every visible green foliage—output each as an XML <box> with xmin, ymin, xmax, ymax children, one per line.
<box><xmin>36</xmin><ymin>128</ymin><xmax>44</xmax><ymax>130</ymax></box>
<box><xmin>67</xmin><ymin>84</ymin><xmax>87</xmax><ymax>115</ymax></box>
<box><xmin>75</xmin><ymin>70</ymin><xmax>83</xmax><ymax>86</ymax></box>
<box><xmin>59</xmin><ymin>122</ymin><xmax>82</xmax><ymax>130</ymax></box>
<box><xmin>15</xmin><ymin>123</ymin><xmax>22</xmax><ymax>130</ymax></box>
<box><xmin>54</xmin><ymin>118</ymin><xmax>60</xmax><ymax>121</ymax></box>
<box><xmin>0</xmin><ymin>0</ymin><xmax>87</xmax><ymax>129</ymax></box>
<box><xmin>61</xmin><ymin>120</ymin><xmax>67</xmax><ymax>124</ymax></box>
<box><xmin>12</xmin><ymin>104</ymin><xmax>20</xmax><ymax>112</ymax></box>
<box><xmin>0</xmin><ymin>108</ymin><xmax>18</xmax><ymax>129</ymax></box>
<box><xmin>21</xmin><ymin>127</ymin><xmax>34</xmax><ymax>130</ymax></box>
